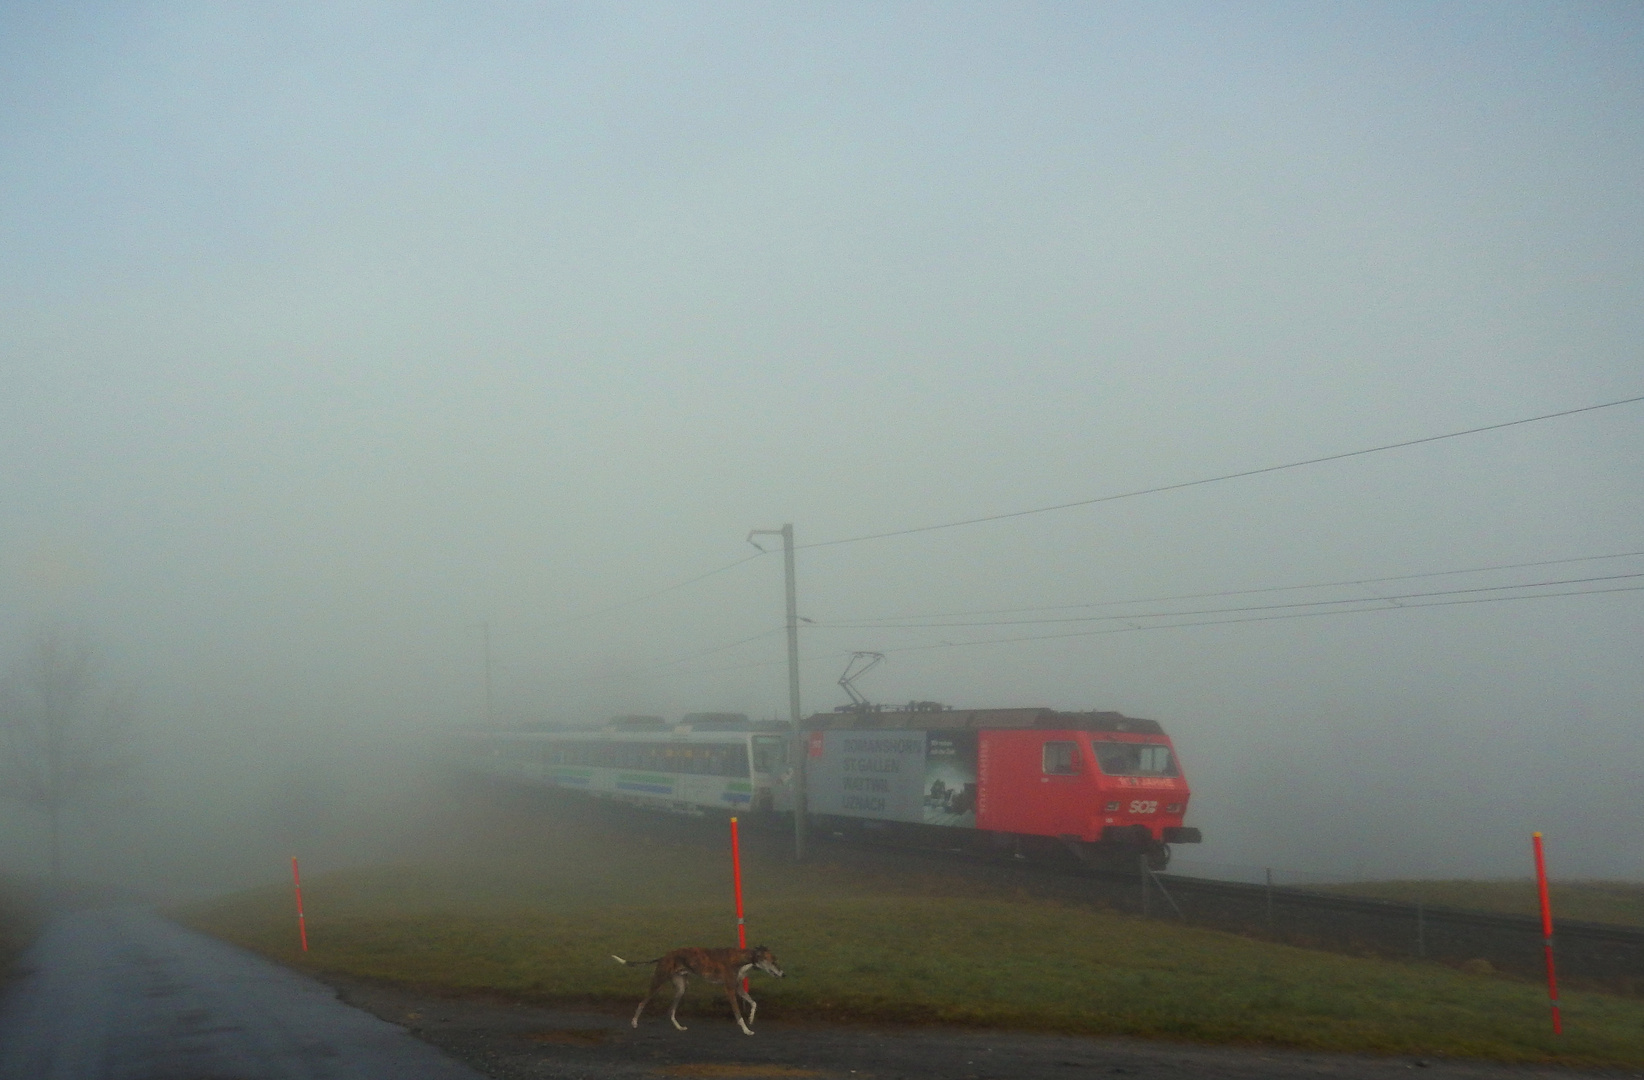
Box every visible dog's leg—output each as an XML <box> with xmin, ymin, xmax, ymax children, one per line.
<box><xmin>631</xmin><ymin>983</ymin><xmax>657</xmax><ymax>1029</ymax></box>
<box><xmin>735</xmin><ymin>963</ymin><xmax>758</xmax><ymax>1024</ymax></box>
<box><xmin>632</xmin><ymin>967</ymin><xmax>667</xmax><ymax>1028</ymax></box>
<box><xmin>722</xmin><ymin>980</ymin><xmax>754</xmax><ymax>1035</ymax></box>
<box><xmin>667</xmin><ymin>973</ymin><xmax>690</xmax><ymax>1031</ymax></box>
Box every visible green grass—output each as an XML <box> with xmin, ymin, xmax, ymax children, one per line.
<box><xmin>178</xmin><ymin>795</ymin><xmax>1644</xmax><ymax>1068</ymax></box>
<box><xmin>1314</xmin><ymin>880</ymin><xmax>1644</xmax><ymax>927</ymax></box>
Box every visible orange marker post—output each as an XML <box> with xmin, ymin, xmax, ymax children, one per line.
<box><xmin>291</xmin><ymin>856</ymin><xmax>309</xmax><ymax>953</ymax></box>
<box><xmin>730</xmin><ymin>816</ymin><xmax>748</xmax><ymax>992</ymax></box>
<box><xmin>1532</xmin><ymin>832</ymin><xmax>1560</xmax><ymax>1034</ymax></box>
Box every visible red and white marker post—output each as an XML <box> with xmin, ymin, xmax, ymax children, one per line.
<box><xmin>730</xmin><ymin>816</ymin><xmax>748</xmax><ymax>992</ymax></box>
<box><xmin>1532</xmin><ymin>832</ymin><xmax>1560</xmax><ymax>1034</ymax></box>
<box><xmin>291</xmin><ymin>855</ymin><xmax>309</xmax><ymax>953</ymax></box>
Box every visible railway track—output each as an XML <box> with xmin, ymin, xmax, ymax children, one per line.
<box><xmin>792</xmin><ymin>820</ymin><xmax>1644</xmax><ymax>990</ymax></box>
<box><xmin>474</xmin><ymin>774</ymin><xmax>1644</xmax><ymax>994</ymax></box>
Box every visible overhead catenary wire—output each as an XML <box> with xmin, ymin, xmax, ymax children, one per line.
<box><xmin>800</xmin><ymin>393</ymin><xmax>1644</xmax><ymax>550</ymax></box>
<box><xmin>512</xmin><ymin>395</ymin><xmax>1643</xmax><ymax>692</ymax></box>
<box><xmin>816</xmin><ymin>571</ymin><xmax>1644</xmax><ymax>630</ymax></box>
<box><xmin>510</xmin><ymin>396</ymin><xmax>1639</xmax><ymax>640</ymax></box>
<box><xmin>823</xmin><ymin>548</ymin><xmax>1644</xmax><ymax>624</ymax></box>
<box><xmin>537</xmin><ymin>575</ymin><xmax>1642</xmax><ymax>688</ymax></box>
<box><xmin>871</xmin><ymin>582</ymin><xmax>1644</xmax><ymax>655</ymax></box>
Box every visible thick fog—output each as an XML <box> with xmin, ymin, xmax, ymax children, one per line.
<box><xmin>1</xmin><ymin>3</ymin><xmax>1640</xmax><ymax>895</ymax></box>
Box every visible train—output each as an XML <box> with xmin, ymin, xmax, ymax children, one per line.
<box><xmin>452</xmin><ymin>704</ymin><xmax>1200</xmax><ymax>869</ymax></box>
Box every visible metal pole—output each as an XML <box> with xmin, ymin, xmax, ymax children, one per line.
<box><xmin>781</xmin><ymin>525</ymin><xmax>806</xmax><ymax>861</ymax></box>
<box><xmin>749</xmin><ymin>525</ymin><xmax>806</xmax><ymax>861</ymax></box>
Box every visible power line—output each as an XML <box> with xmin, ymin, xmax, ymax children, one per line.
<box><xmin>490</xmin><ymin>396</ymin><xmax>1640</xmax><ymax>643</ymax></box>
<box><xmin>825</xmin><ymin>548</ymin><xmax>1644</xmax><ymax>624</ymax></box>
<box><xmin>817</xmin><ymin>572</ymin><xmax>1644</xmax><ymax>629</ymax></box>
<box><xmin>545</xmin><ymin>573</ymin><xmax>1643</xmax><ymax>687</ymax></box>
<box><xmin>875</xmin><ymin>582</ymin><xmax>1644</xmax><ymax>654</ymax></box>
<box><xmin>801</xmin><ymin>393</ymin><xmax>1644</xmax><ymax>550</ymax></box>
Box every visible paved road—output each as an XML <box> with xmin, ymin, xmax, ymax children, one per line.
<box><xmin>329</xmin><ymin>975</ymin><xmax>1616</xmax><ymax>1080</ymax></box>
<box><xmin>1</xmin><ymin>908</ymin><xmax>1617</xmax><ymax>1080</ymax></box>
<box><xmin>0</xmin><ymin>906</ymin><xmax>484</xmax><ymax>1080</ymax></box>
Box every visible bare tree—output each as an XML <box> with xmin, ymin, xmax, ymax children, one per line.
<box><xmin>0</xmin><ymin>628</ymin><xmax>134</xmax><ymax>885</ymax></box>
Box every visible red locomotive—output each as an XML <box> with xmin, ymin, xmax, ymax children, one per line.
<box><xmin>453</xmin><ymin>700</ymin><xmax>1201</xmax><ymax>870</ymax></box>
<box><xmin>800</xmin><ymin>705</ymin><xmax>1200</xmax><ymax>868</ymax></box>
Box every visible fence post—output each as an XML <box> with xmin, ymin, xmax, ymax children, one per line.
<box><xmin>1533</xmin><ymin>833</ymin><xmax>1562</xmax><ymax>1034</ymax></box>
<box><xmin>731</xmin><ymin>816</ymin><xmax>748</xmax><ymax>992</ymax></box>
<box><xmin>1265</xmin><ymin>868</ymin><xmax>1273</xmax><ymax>930</ymax></box>
<box><xmin>1139</xmin><ymin>853</ymin><xmax>1150</xmax><ymax>918</ymax></box>
<box><xmin>291</xmin><ymin>856</ymin><xmax>308</xmax><ymax>953</ymax></box>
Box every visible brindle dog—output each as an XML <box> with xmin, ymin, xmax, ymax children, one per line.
<box><xmin>612</xmin><ymin>945</ymin><xmax>784</xmax><ymax>1035</ymax></box>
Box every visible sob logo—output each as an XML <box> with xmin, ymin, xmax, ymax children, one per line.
<box><xmin>1128</xmin><ymin>800</ymin><xmax>1158</xmax><ymax>815</ymax></box>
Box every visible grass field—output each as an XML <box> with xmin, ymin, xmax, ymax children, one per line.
<box><xmin>179</xmin><ymin>787</ymin><xmax>1644</xmax><ymax>1068</ymax></box>
<box><xmin>1316</xmin><ymin>879</ymin><xmax>1644</xmax><ymax>927</ymax></box>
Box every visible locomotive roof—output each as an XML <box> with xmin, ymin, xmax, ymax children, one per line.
<box><xmin>485</xmin><ymin>728</ymin><xmax>759</xmax><ymax>743</ymax></box>
<box><xmin>801</xmin><ymin>707</ymin><xmax>1164</xmax><ymax>735</ymax></box>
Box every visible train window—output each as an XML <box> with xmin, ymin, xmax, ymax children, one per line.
<box><xmin>1092</xmin><ymin>741</ymin><xmax>1178</xmax><ymax>777</ymax></box>
<box><xmin>1043</xmin><ymin>741</ymin><xmax>1080</xmax><ymax>775</ymax></box>
<box><xmin>704</xmin><ymin>746</ymin><xmax>748</xmax><ymax>778</ymax></box>
<box><xmin>751</xmin><ymin>736</ymin><xmax>786</xmax><ymax>774</ymax></box>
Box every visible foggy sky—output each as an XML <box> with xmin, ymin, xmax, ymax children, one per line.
<box><xmin>1</xmin><ymin>2</ymin><xmax>1640</xmax><ymax>888</ymax></box>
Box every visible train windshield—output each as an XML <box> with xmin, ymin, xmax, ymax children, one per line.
<box><xmin>1092</xmin><ymin>741</ymin><xmax>1178</xmax><ymax>777</ymax></box>
<box><xmin>751</xmin><ymin>736</ymin><xmax>788</xmax><ymax>774</ymax></box>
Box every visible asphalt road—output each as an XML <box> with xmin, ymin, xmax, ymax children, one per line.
<box><xmin>327</xmin><ymin>974</ymin><xmax>1625</xmax><ymax>1080</ymax></box>
<box><xmin>0</xmin><ymin>906</ymin><xmax>483</xmax><ymax>1080</ymax></box>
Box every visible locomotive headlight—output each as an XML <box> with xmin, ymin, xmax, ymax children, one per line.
<box><xmin>1165</xmin><ymin>803</ymin><xmax>1183</xmax><ymax>814</ymax></box>
<box><xmin>1105</xmin><ymin>802</ymin><xmax>1120</xmax><ymax>812</ymax></box>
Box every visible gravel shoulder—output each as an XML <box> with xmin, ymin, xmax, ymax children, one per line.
<box><xmin>321</xmin><ymin>973</ymin><xmax>1635</xmax><ymax>1080</ymax></box>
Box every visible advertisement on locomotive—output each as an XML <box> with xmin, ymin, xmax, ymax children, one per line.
<box><xmin>807</xmin><ymin>729</ymin><xmax>978</xmax><ymax>828</ymax></box>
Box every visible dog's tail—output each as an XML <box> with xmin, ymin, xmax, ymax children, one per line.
<box><xmin>611</xmin><ymin>954</ymin><xmax>663</xmax><ymax>966</ymax></box>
